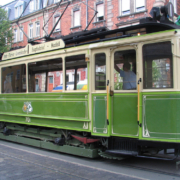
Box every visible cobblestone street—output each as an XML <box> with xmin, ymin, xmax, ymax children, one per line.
<box><xmin>0</xmin><ymin>142</ymin><xmax>142</xmax><ymax>180</ymax></box>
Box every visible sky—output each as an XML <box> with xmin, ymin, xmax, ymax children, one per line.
<box><xmin>0</xmin><ymin>0</ymin><xmax>15</xmax><ymax>6</ymax></box>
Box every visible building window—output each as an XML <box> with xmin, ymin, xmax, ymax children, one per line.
<box><xmin>96</xmin><ymin>3</ymin><xmax>104</xmax><ymax>22</ymax></box>
<box><xmin>121</xmin><ymin>0</ymin><xmax>130</xmax><ymax>15</ymax></box>
<box><xmin>5</xmin><ymin>7</ymin><xmax>11</xmax><ymax>18</ymax></box>
<box><xmin>43</xmin><ymin>0</ymin><xmax>48</xmax><ymax>7</ymax></box>
<box><xmin>35</xmin><ymin>22</ymin><xmax>40</xmax><ymax>37</ymax></box>
<box><xmin>29</xmin><ymin>0</ymin><xmax>34</xmax><ymax>12</ymax></box>
<box><xmin>15</xmin><ymin>4</ymin><xmax>23</xmax><ymax>18</ymax></box>
<box><xmin>14</xmin><ymin>29</ymin><xmax>17</xmax><ymax>42</ymax></box>
<box><xmin>55</xmin><ymin>17</ymin><xmax>60</xmax><ymax>31</ymax></box>
<box><xmin>73</xmin><ymin>10</ymin><xmax>80</xmax><ymax>27</ymax></box>
<box><xmin>35</xmin><ymin>0</ymin><xmax>40</xmax><ymax>10</ymax></box>
<box><xmin>20</xmin><ymin>27</ymin><xmax>23</xmax><ymax>41</ymax></box>
<box><xmin>169</xmin><ymin>0</ymin><xmax>177</xmax><ymax>13</ymax></box>
<box><xmin>135</xmin><ymin>0</ymin><xmax>145</xmax><ymax>12</ymax></box>
<box><xmin>120</xmin><ymin>0</ymin><xmax>146</xmax><ymax>16</ymax></box>
<box><xmin>54</xmin><ymin>0</ymin><xmax>60</xmax><ymax>3</ymax></box>
<box><xmin>29</xmin><ymin>24</ymin><xmax>33</xmax><ymax>38</ymax></box>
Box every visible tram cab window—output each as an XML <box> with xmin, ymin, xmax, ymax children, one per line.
<box><xmin>28</xmin><ymin>58</ymin><xmax>63</xmax><ymax>92</ymax></box>
<box><xmin>1</xmin><ymin>64</ymin><xmax>26</xmax><ymax>93</ymax></box>
<box><xmin>114</xmin><ymin>50</ymin><xmax>136</xmax><ymax>90</ymax></box>
<box><xmin>143</xmin><ymin>41</ymin><xmax>173</xmax><ymax>89</ymax></box>
<box><xmin>65</xmin><ymin>54</ymin><xmax>87</xmax><ymax>91</ymax></box>
<box><xmin>95</xmin><ymin>53</ymin><xmax>106</xmax><ymax>90</ymax></box>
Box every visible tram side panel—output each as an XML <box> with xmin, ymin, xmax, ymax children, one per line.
<box><xmin>0</xmin><ymin>93</ymin><xmax>90</xmax><ymax>132</ymax></box>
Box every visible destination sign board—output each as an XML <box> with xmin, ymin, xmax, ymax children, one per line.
<box><xmin>2</xmin><ymin>45</ymin><xmax>29</xmax><ymax>60</ymax></box>
<box><xmin>2</xmin><ymin>39</ymin><xmax>65</xmax><ymax>60</ymax></box>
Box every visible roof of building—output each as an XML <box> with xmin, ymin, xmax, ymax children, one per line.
<box><xmin>1</xmin><ymin>0</ymin><xmax>56</xmax><ymax>21</ymax></box>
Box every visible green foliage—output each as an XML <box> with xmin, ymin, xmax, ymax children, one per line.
<box><xmin>152</xmin><ymin>61</ymin><xmax>161</xmax><ymax>81</ymax></box>
<box><xmin>0</xmin><ymin>8</ymin><xmax>13</xmax><ymax>53</ymax></box>
<box><xmin>114</xmin><ymin>69</ymin><xmax>123</xmax><ymax>90</ymax></box>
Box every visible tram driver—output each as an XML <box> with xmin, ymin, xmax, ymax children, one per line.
<box><xmin>114</xmin><ymin>62</ymin><xmax>136</xmax><ymax>90</ymax></box>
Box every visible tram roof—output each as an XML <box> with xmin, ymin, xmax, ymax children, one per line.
<box><xmin>1</xmin><ymin>18</ymin><xmax>180</xmax><ymax>61</ymax></box>
<box><xmin>61</xmin><ymin>20</ymin><xmax>180</xmax><ymax>47</ymax></box>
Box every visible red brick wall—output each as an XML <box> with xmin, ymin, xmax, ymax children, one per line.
<box><xmin>177</xmin><ymin>0</ymin><xmax>180</xmax><ymax>14</ymax></box>
<box><xmin>12</xmin><ymin>0</ymin><xmax>180</xmax><ymax>48</ymax></box>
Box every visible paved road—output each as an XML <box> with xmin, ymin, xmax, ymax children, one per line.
<box><xmin>0</xmin><ymin>140</ymin><xmax>180</xmax><ymax>180</ymax></box>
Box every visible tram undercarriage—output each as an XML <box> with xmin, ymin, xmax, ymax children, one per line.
<box><xmin>1</xmin><ymin>122</ymin><xmax>180</xmax><ymax>163</ymax></box>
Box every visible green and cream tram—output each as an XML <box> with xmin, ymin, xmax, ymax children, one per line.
<box><xmin>1</xmin><ymin>10</ymin><xmax>180</xmax><ymax>160</ymax></box>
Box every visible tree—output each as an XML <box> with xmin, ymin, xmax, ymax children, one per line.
<box><xmin>0</xmin><ymin>8</ymin><xmax>13</xmax><ymax>53</ymax></box>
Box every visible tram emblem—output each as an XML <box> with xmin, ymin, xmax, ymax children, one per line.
<box><xmin>22</xmin><ymin>102</ymin><xmax>33</xmax><ymax>113</ymax></box>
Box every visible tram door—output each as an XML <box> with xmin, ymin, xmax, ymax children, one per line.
<box><xmin>111</xmin><ymin>48</ymin><xmax>139</xmax><ymax>137</ymax></box>
<box><xmin>92</xmin><ymin>50</ymin><xmax>110</xmax><ymax>136</ymax></box>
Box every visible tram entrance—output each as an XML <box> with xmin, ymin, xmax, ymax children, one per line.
<box><xmin>111</xmin><ymin>48</ymin><xmax>139</xmax><ymax>137</ymax></box>
<box><xmin>91</xmin><ymin>50</ymin><xmax>109</xmax><ymax>136</ymax></box>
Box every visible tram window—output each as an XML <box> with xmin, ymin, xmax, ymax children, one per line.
<box><xmin>114</xmin><ymin>50</ymin><xmax>136</xmax><ymax>90</ymax></box>
<box><xmin>143</xmin><ymin>41</ymin><xmax>173</xmax><ymax>89</ymax></box>
<box><xmin>65</xmin><ymin>54</ymin><xmax>87</xmax><ymax>91</ymax></box>
<box><xmin>95</xmin><ymin>53</ymin><xmax>106</xmax><ymax>90</ymax></box>
<box><xmin>28</xmin><ymin>58</ymin><xmax>63</xmax><ymax>92</ymax></box>
<box><xmin>1</xmin><ymin>64</ymin><xmax>26</xmax><ymax>93</ymax></box>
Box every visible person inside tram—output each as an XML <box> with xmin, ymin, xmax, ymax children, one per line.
<box><xmin>114</xmin><ymin>62</ymin><xmax>136</xmax><ymax>90</ymax></box>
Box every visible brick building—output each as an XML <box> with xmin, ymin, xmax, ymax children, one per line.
<box><xmin>1</xmin><ymin>0</ymin><xmax>179</xmax><ymax>91</ymax></box>
<box><xmin>2</xmin><ymin>0</ymin><xmax>179</xmax><ymax>48</ymax></box>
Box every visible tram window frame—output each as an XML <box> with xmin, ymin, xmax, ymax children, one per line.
<box><xmin>142</xmin><ymin>41</ymin><xmax>173</xmax><ymax>89</ymax></box>
<box><xmin>95</xmin><ymin>53</ymin><xmax>106</xmax><ymax>91</ymax></box>
<box><xmin>65</xmin><ymin>54</ymin><xmax>87</xmax><ymax>91</ymax></box>
<box><xmin>1</xmin><ymin>64</ymin><xmax>26</xmax><ymax>93</ymax></box>
<box><xmin>114</xmin><ymin>49</ymin><xmax>137</xmax><ymax>91</ymax></box>
<box><xmin>28</xmin><ymin>58</ymin><xmax>63</xmax><ymax>93</ymax></box>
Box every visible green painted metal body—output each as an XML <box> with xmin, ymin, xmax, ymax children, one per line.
<box><xmin>140</xmin><ymin>92</ymin><xmax>180</xmax><ymax>143</ymax></box>
<box><xmin>0</xmin><ymin>93</ymin><xmax>90</xmax><ymax>131</ymax></box>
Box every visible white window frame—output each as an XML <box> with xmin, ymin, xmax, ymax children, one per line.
<box><xmin>20</xmin><ymin>27</ymin><xmax>23</xmax><ymax>41</ymax></box>
<box><xmin>29</xmin><ymin>23</ymin><xmax>33</xmax><ymax>38</ymax></box>
<box><xmin>5</xmin><ymin>7</ymin><xmax>10</xmax><ymax>18</ymax></box>
<box><xmin>35</xmin><ymin>0</ymin><xmax>40</xmax><ymax>10</ymax></box>
<box><xmin>35</xmin><ymin>22</ymin><xmax>40</xmax><ymax>37</ymax></box>
<box><xmin>96</xmin><ymin>3</ymin><xmax>104</xmax><ymax>22</ymax></box>
<box><xmin>73</xmin><ymin>10</ymin><xmax>80</xmax><ymax>27</ymax></box>
<box><xmin>135</xmin><ymin>0</ymin><xmax>145</xmax><ymax>12</ymax></box>
<box><xmin>43</xmin><ymin>0</ymin><xmax>48</xmax><ymax>7</ymax></box>
<box><xmin>14</xmin><ymin>29</ymin><xmax>17</xmax><ymax>42</ymax></box>
<box><xmin>29</xmin><ymin>0</ymin><xmax>34</xmax><ymax>12</ymax></box>
<box><xmin>15</xmin><ymin>5</ymin><xmax>23</xmax><ymax>18</ymax></box>
<box><xmin>55</xmin><ymin>16</ymin><xmax>60</xmax><ymax>31</ymax></box>
<box><xmin>54</xmin><ymin>0</ymin><xmax>60</xmax><ymax>3</ymax></box>
<box><xmin>19</xmin><ymin>5</ymin><xmax>23</xmax><ymax>15</ymax></box>
<box><xmin>170</xmin><ymin>0</ymin><xmax>177</xmax><ymax>13</ymax></box>
<box><xmin>121</xmin><ymin>0</ymin><xmax>130</xmax><ymax>15</ymax></box>
<box><xmin>15</xmin><ymin>7</ymin><xmax>18</xmax><ymax>18</ymax></box>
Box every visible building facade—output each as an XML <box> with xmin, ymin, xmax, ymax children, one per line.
<box><xmin>2</xmin><ymin>0</ymin><xmax>179</xmax><ymax>48</ymax></box>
